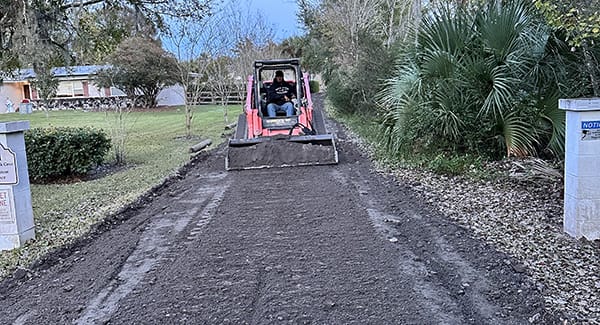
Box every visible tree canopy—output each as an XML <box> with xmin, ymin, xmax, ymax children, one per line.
<box><xmin>95</xmin><ymin>37</ymin><xmax>179</xmax><ymax>108</ymax></box>
<box><xmin>0</xmin><ymin>0</ymin><xmax>211</xmax><ymax>72</ymax></box>
<box><xmin>534</xmin><ymin>0</ymin><xmax>600</xmax><ymax>46</ymax></box>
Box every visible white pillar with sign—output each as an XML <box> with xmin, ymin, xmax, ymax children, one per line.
<box><xmin>0</xmin><ymin>121</ymin><xmax>35</xmax><ymax>250</ymax></box>
<box><xmin>559</xmin><ymin>98</ymin><xmax>600</xmax><ymax>240</ymax></box>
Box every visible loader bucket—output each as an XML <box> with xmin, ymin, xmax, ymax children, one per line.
<box><xmin>226</xmin><ymin>134</ymin><xmax>338</xmax><ymax>170</ymax></box>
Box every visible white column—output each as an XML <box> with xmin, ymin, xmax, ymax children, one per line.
<box><xmin>0</xmin><ymin>121</ymin><xmax>35</xmax><ymax>250</ymax></box>
<box><xmin>559</xmin><ymin>98</ymin><xmax>600</xmax><ymax>240</ymax></box>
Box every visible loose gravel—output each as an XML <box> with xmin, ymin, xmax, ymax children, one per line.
<box><xmin>342</xmin><ymin>121</ymin><xmax>600</xmax><ymax>324</ymax></box>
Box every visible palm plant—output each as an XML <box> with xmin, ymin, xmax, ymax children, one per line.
<box><xmin>379</xmin><ymin>0</ymin><xmax>571</xmax><ymax>160</ymax></box>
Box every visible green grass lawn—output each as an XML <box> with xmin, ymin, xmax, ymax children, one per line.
<box><xmin>0</xmin><ymin>105</ymin><xmax>241</xmax><ymax>278</ymax></box>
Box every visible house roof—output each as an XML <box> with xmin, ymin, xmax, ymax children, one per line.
<box><xmin>3</xmin><ymin>65</ymin><xmax>110</xmax><ymax>81</ymax></box>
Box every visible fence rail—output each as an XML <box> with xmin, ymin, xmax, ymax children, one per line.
<box><xmin>188</xmin><ymin>86</ymin><xmax>246</xmax><ymax>105</ymax></box>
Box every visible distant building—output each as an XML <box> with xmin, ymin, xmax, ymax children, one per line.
<box><xmin>0</xmin><ymin>65</ymin><xmax>184</xmax><ymax>113</ymax></box>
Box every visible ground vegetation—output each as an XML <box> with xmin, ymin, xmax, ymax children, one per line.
<box><xmin>299</xmin><ymin>0</ymin><xmax>600</xmax><ymax>166</ymax></box>
<box><xmin>0</xmin><ymin>104</ymin><xmax>238</xmax><ymax>279</ymax></box>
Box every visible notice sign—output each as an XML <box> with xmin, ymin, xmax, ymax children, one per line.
<box><xmin>0</xmin><ymin>188</ymin><xmax>15</xmax><ymax>222</ymax></box>
<box><xmin>0</xmin><ymin>143</ymin><xmax>18</xmax><ymax>185</ymax></box>
<box><xmin>582</xmin><ymin>121</ymin><xmax>600</xmax><ymax>129</ymax></box>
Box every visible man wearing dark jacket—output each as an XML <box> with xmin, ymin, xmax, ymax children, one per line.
<box><xmin>266</xmin><ymin>70</ymin><xmax>295</xmax><ymax>117</ymax></box>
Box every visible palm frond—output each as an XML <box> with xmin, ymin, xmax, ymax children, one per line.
<box><xmin>419</xmin><ymin>9</ymin><xmax>471</xmax><ymax>56</ymax></box>
<box><xmin>480</xmin><ymin>65</ymin><xmax>517</xmax><ymax>118</ymax></box>
<box><xmin>377</xmin><ymin>62</ymin><xmax>420</xmax><ymax>110</ymax></box>
<box><xmin>537</xmin><ymin>91</ymin><xmax>565</xmax><ymax>156</ymax></box>
<box><xmin>377</xmin><ymin>62</ymin><xmax>424</xmax><ymax>154</ymax></box>
<box><xmin>430</xmin><ymin>84</ymin><xmax>464</xmax><ymax>141</ymax></box>
<box><xmin>380</xmin><ymin>96</ymin><xmax>420</xmax><ymax>154</ymax></box>
<box><xmin>421</xmin><ymin>50</ymin><xmax>457</xmax><ymax>79</ymax></box>
<box><xmin>499</xmin><ymin>111</ymin><xmax>538</xmax><ymax>157</ymax></box>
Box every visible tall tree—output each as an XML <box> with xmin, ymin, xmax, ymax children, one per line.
<box><xmin>165</xmin><ymin>14</ymin><xmax>231</xmax><ymax>137</ymax></box>
<box><xmin>297</xmin><ymin>0</ymin><xmax>410</xmax><ymax>114</ymax></box>
<box><xmin>0</xmin><ymin>0</ymin><xmax>211</xmax><ymax>72</ymax></box>
<box><xmin>30</xmin><ymin>65</ymin><xmax>59</xmax><ymax>118</ymax></box>
<box><xmin>534</xmin><ymin>0</ymin><xmax>600</xmax><ymax>96</ymax></box>
<box><xmin>95</xmin><ymin>37</ymin><xmax>179</xmax><ymax>108</ymax></box>
<box><xmin>72</xmin><ymin>6</ymin><xmax>157</xmax><ymax>64</ymax></box>
<box><xmin>165</xmin><ymin>0</ymin><xmax>282</xmax><ymax>125</ymax></box>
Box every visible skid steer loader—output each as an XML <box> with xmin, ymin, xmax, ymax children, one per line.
<box><xmin>226</xmin><ymin>59</ymin><xmax>338</xmax><ymax>170</ymax></box>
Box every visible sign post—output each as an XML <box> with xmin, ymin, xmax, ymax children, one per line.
<box><xmin>0</xmin><ymin>121</ymin><xmax>35</xmax><ymax>250</ymax></box>
<box><xmin>559</xmin><ymin>98</ymin><xmax>600</xmax><ymax>240</ymax></box>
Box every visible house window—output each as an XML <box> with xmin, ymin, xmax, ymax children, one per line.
<box><xmin>73</xmin><ymin>81</ymin><xmax>84</xmax><ymax>96</ymax></box>
<box><xmin>110</xmin><ymin>87</ymin><xmax>126</xmax><ymax>96</ymax></box>
<box><xmin>56</xmin><ymin>81</ymin><xmax>85</xmax><ymax>97</ymax></box>
<box><xmin>56</xmin><ymin>82</ymin><xmax>73</xmax><ymax>97</ymax></box>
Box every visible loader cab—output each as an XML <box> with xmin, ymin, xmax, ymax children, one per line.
<box><xmin>256</xmin><ymin>69</ymin><xmax>298</xmax><ymax>115</ymax></box>
<box><xmin>253</xmin><ymin>60</ymin><xmax>304</xmax><ymax>130</ymax></box>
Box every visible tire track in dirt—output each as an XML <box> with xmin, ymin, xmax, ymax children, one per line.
<box><xmin>0</xmin><ymin>95</ymin><xmax>559</xmax><ymax>324</ymax></box>
<box><xmin>331</xmin><ymin>165</ymin><xmax>511</xmax><ymax>323</ymax></box>
<box><xmin>321</xmin><ymin>94</ymin><xmax>555</xmax><ymax>323</ymax></box>
<box><xmin>74</xmin><ymin>172</ymin><xmax>230</xmax><ymax>324</ymax></box>
<box><xmin>329</xmin><ymin>168</ymin><xmax>465</xmax><ymax>324</ymax></box>
<box><xmin>0</xmin><ymin>159</ymin><xmax>229</xmax><ymax>325</ymax></box>
<box><xmin>108</xmin><ymin>166</ymin><xmax>426</xmax><ymax>324</ymax></box>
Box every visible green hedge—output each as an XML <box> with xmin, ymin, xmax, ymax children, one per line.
<box><xmin>25</xmin><ymin>127</ymin><xmax>111</xmax><ymax>182</ymax></box>
<box><xmin>309</xmin><ymin>80</ymin><xmax>320</xmax><ymax>93</ymax></box>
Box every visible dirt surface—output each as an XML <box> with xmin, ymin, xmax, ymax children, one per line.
<box><xmin>227</xmin><ymin>138</ymin><xmax>337</xmax><ymax>170</ymax></box>
<box><xmin>0</xmin><ymin>95</ymin><xmax>562</xmax><ymax>324</ymax></box>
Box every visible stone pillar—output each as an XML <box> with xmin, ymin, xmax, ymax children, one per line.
<box><xmin>0</xmin><ymin>121</ymin><xmax>35</xmax><ymax>250</ymax></box>
<box><xmin>559</xmin><ymin>98</ymin><xmax>600</xmax><ymax>240</ymax></box>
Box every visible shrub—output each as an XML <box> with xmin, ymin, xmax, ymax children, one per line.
<box><xmin>25</xmin><ymin>127</ymin><xmax>111</xmax><ymax>182</ymax></box>
<box><xmin>325</xmin><ymin>74</ymin><xmax>354</xmax><ymax>114</ymax></box>
<box><xmin>309</xmin><ymin>80</ymin><xmax>320</xmax><ymax>93</ymax></box>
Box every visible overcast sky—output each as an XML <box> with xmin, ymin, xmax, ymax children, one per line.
<box><xmin>247</xmin><ymin>0</ymin><xmax>304</xmax><ymax>40</ymax></box>
<box><xmin>162</xmin><ymin>0</ymin><xmax>304</xmax><ymax>55</ymax></box>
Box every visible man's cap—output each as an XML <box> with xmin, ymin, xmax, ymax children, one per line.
<box><xmin>275</xmin><ymin>70</ymin><xmax>284</xmax><ymax>77</ymax></box>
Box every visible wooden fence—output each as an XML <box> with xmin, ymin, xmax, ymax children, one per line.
<box><xmin>188</xmin><ymin>85</ymin><xmax>245</xmax><ymax>105</ymax></box>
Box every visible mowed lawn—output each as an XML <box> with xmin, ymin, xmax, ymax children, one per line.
<box><xmin>0</xmin><ymin>105</ymin><xmax>241</xmax><ymax>278</ymax></box>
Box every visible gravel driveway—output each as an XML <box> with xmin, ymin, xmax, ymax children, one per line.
<box><xmin>0</xmin><ymin>99</ymin><xmax>562</xmax><ymax>324</ymax></box>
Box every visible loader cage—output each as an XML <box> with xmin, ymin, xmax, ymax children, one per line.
<box><xmin>226</xmin><ymin>58</ymin><xmax>338</xmax><ymax>170</ymax></box>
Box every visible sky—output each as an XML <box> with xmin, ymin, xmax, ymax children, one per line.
<box><xmin>246</xmin><ymin>0</ymin><xmax>304</xmax><ymax>40</ymax></box>
<box><xmin>161</xmin><ymin>0</ymin><xmax>304</xmax><ymax>56</ymax></box>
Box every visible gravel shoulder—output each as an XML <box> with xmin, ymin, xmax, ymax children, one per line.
<box><xmin>386</xmin><ymin>160</ymin><xmax>600</xmax><ymax>323</ymax></box>
<box><xmin>332</xmin><ymin>100</ymin><xmax>599</xmax><ymax>323</ymax></box>
<box><xmin>0</xmin><ymin>95</ymin><xmax>571</xmax><ymax>324</ymax></box>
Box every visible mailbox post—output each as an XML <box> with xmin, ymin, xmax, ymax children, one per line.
<box><xmin>0</xmin><ymin>121</ymin><xmax>35</xmax><ymax>250</ymax></box>
<box><xmin>559</xmin><ymin>98</ymin><xmax>600</xmax><ymax>240</ymax></box>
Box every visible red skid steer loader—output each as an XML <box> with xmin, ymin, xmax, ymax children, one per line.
<box><xmin>226</xmin><ymin>59</ymin><xmax>338</xmax><ymax>170</ymax></box>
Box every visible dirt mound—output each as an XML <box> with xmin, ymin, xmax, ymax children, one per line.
<box><xmin>227</xmin><ymin>139</ymin><xmax>337</xmax><ymax>169</ymax></box>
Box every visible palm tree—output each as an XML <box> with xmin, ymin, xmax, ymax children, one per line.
<box><xmin>379</xmin><ymin>0</ymin><xmax>572</xmax><ymax>160</ymax></box>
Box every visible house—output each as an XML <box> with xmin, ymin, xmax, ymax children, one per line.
<box><xmin>0</xmin><ymin>65</ymin><xmax>184</xmax><ymax>113</ymax></box>
<box><xmin>1</xmin><ymin>66</ymin><xmax>120</xmax><ymax>112</ymax></box>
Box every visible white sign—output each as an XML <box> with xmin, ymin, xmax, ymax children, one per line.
<box><xmin>0</xmin><ymin>143</ymin><xmax>18</xmax><ymax>185</ymax></box>
<box><xmin>0</xmin><ymin>188</ymin><xmax>15</xmax><ymax>222</ymax></box>
<box><xmin>581</xmin><ymin>129</ymin><xmax>600</xmax><ymax>141</ymax></box>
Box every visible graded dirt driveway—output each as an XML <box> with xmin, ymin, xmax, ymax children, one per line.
<box><xmin>0</xmin><ymin>100</ymin><xmax>561</xmax><ymax>324</ymax></box>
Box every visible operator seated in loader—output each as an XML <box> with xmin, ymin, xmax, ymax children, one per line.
<box><xmin>266</xmin><ymin>70</ymin><xmax>295</xmax><ymax>117</ymax></box>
